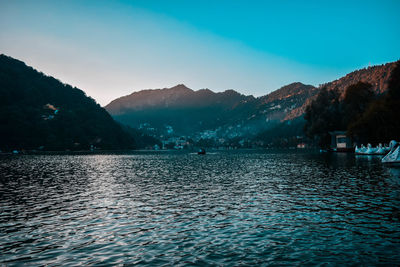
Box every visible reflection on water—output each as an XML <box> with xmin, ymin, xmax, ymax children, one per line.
<box><xmin>1</xmin><ymin>151</ymin><xmax>400</xmax><ymax>265</ymax></box>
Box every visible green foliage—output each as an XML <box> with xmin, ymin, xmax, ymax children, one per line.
<box><xmin>304</xmin><ymin>87</ymin><xmax>343</xmax><ymax>148</ymax></box>
<box><xmin>255</xmin><ymin>118</ymin><xmax>307</xmax><ymax>148</ymax></box>
<box><xmin>120</xmin><ymin>124</ymin><xmax>161</xmax><ymax>149</ymax></box>
<box><xmin>348</xmin><ymin>62</ymin><xmax>400</xmax><ymax>144</ymax></box>
<box><xmin>343</xmin><ymin>82</ymin><xmax>375</xmax><ymax>127</ymax></box>
<box><xmin>196</xmin><ymin>138</ymin><xmax>216</xmax><ymax>148</ymax></box>
<box><xmin>304</xmin><ymin>62</ymin><xmax>400</xmax><ymax>147</ymax></box>
<box><xmin>0</xmin><ymin>54</ymin><xmax>135</xmax><ymax>151</ymax></box>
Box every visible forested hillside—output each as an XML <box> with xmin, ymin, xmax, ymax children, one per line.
<box><xmin>0</xmin><ymin>55</ymin><xmax>135</xmax><ymax>151</ymax></box>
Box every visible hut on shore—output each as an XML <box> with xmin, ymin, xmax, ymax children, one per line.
<box><xmin>329</xmin><ymin>131</ymin><xmax>353</xmax><ymax>152</ymax></box>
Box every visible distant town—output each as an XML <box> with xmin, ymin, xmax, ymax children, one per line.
<box><xmin>138</xmin><ymin>122</ymin><xmax>308</xmax><ymax>150</ymax></box>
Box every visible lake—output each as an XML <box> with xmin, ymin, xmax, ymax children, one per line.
<box><xmin>1</xmin><ymin>151</ymin><xmax>400</xmax><ymax>266</ymax></box>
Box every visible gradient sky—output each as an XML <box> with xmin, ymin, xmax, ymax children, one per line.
<box><xmin>1</xmin><ymin>0</ymin><xmax>399</xmax><ymax>105</ymax></box>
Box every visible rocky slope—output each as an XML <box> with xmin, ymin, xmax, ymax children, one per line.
<box><xmin>252</xmin><ymin>82</ymin><xmax>319</xmax><ymax>122</ymax></box>
<box><xmin>284</xmin><ymin>61</ymin><xmax>398</xmax><ymax>120</ymax></box>
<box><xmin>322</xmin><ymin>62</ymin><xmax>396</xmax><ymax>95</ymax></box>
<box><xmin>105</xmin><ymin>82</ymin><xmax>317</xmax><ymax>138</ymax></box>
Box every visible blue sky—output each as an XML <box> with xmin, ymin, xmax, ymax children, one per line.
<box><xmin>0</xmin><ymin>0</ymin><xmax>399</xmax><ymax>105</ymax></box>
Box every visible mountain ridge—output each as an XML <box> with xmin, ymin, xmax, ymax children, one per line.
<box><xmin>105</xmin><ymin>61</ymin><xmax>398</xmax><ymax>140</ymax></box>
<box><xmin>105</xmin><ymin>84</ymin><xmax>253</xmax><ymax>115</ymax></box>
<box><xmin>2</xmin><ymin>53</ymin><xmax>396</xmax><ymax>149</ymax></box>
<box><xmin>104</xmin><ymin>82</ymin><xmax>318</xmax><ymax>138</ymax></box>
<box><xmin>285</xmin><ymin>61</ymin><xmax>398</xmax><ymax>120</ymax></box>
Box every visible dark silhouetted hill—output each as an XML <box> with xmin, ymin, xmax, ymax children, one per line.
<box><xmin>0</xmin><ymin>54</ymin><xmax>135</xmax><ymax>151</ymax></box>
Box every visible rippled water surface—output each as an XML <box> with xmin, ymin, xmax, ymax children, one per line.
<box><xmin>1</xmin><ymin>151</ymin><xmax>400</xmax><ymax>266</ymax></box>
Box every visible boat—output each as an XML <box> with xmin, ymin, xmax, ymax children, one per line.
<box><xmin>382</xmin><ymin>141</ymin><xmax>400</xmax><ymax>164</ymax></box>
<box><xmin>197</xmin><ymin>148</ymin><xmax>206</xmax><ymax>155</ymax></box>
<box><xmin>365</xmin><ymin>143</ymin><xmax>378</xmax><ymax>155</ymax></box>
<box><xmin>356</xmin><ymin>143</ymin><xmax>388</xmax><ymax>155</ymax></box>
<box><xmin>384</xmin><ymin>144</ymin><xmax>391</xmax><ymax>153</ymax></box>
<box><xmin>375</xmin><ymin>143</ymin><xmax>387</xmax><ymax>155</ymax></box>
<box><xmin>355</xmin><ymin>144</ymin><xmax>367</xmax><ymax>154</ymax></box>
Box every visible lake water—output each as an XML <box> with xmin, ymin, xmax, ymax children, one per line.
<box><xmin>1</xmin><ymin>151</ymin><xmax>400</xmax><ymax>266</ymax></box>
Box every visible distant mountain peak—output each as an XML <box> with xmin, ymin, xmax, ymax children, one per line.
<box><xmin>105</xmin><ymin>85</ymin><xmax>249</xmax><ymax>115</ymax></box>
<box><xmin>169</xmin><ymin>84</ymin><xmax>192</xmax><ymax>91</ymax></box>
<box><xmin>284</xmin><ymin>61</ymin><xmax>398</xmax><ymax>121</ymax></box>
<box><xmin>222</xmin><ymin>89</ymin><xmax>241</xmax><ymax>95</ymax></box>
<box><xmin>318</xmin><ymin>61</ymin><xmax>398</xmax><ymax>95</ymax></box>
<box><xmin>260</xmin><ymin>82</ymin><xmax>317</xmax><ymax>104</ymax></box>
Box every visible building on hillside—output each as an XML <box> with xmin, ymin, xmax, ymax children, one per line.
<box><xmin>329</xmin><ymin>131</ymin><xmax>353</xmax><ymax>152</ymax></box>
<box><xmin>297</xmin><ymin>143</ymin><xmax>306</xmax><ymax>149</ymax></box>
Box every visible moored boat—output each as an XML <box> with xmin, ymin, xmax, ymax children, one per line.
<box><xmin>356</xmin><ymin>143</ymin><xmax>389</xmax><ymax>155</ymax></box>
<box><xmin>382</xmin><ymin>141</ymin><xmax>400</xmax><ymax>164</ymax></box>
<box><xmin>355</xmin><ymin>144</ymin><xmax>367</xmax><ymax>155</ymax></box>
<box><xmin>365</xmin><ymin>144</ymin><xmax>378</xmax><ymax>155</ymax></box>
<box><xmin>375</xmin><ymin>143</ymin><xmax>387</xmax><ymax>155</ymax></box>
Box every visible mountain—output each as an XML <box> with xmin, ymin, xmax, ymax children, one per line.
<box><xmin>106</xmin><ymin>84</ymin><xmax>253</xmax><ymax>113</ymax></box>
<box><xmin>285</xmin><ymin>61</ymin><xmax>398</xmax><ymax>120</ymax></box>
<box><xmin>248</xmin><ymin>82</ymin><xmax>318</xmax><ymax>122</ymax></box>
<box><xmin>321</xmin><ymin>62</ymin><xmax>396</xmax><ymax>95</ymax></box>
<box><xmin>105</xmin><ymin>61</ymin><xmax>398</xmax><ymax>145</ymax></box>
<box><xmin>105</xmin><ymin>84</ymin><xmax>255</xmax><ymax>136</ymax></box>
<box><xmin>3</xmin><ymin>53</ymin><xmax>395</xmax><ymax>150</ymax></box>
<box><xmin>0</xmin><ymin>54</ymin><xmax>135</xmax><ymax>151</ymax></box>
<box><xmin>105</xmin><ymin>82</ymin><xmax>317</xmax><ymax>139</ymax></box>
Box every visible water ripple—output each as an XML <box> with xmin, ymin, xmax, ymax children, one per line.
<box><xmin>1</xmin><ymin>151</ymin><xmax>400</xmax><ymax>265</ymax></box>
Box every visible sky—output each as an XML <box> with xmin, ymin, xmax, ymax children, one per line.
<box><xmin>0</xmin><ymin>0</ymin><xmax>399</xmax><ymax>105</ymax></box>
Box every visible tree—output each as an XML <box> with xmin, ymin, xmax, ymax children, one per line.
<box><xmin>348</xmin><ymin>62</ymin><xmax>400</xmax><ymax>144</ymax></box>
<box><xmin>304</xmin><ymin>87</ymin><xmax>342</xmax><ymax>148</ymax></box>
<box><xmin>342</xmin><ymin>82</ymin><xmax>375</xmax><ymax>127</ymax></box>
<box><xmin>0</xmin><ymin>54</ymin><xmax>136</xmax><ymax>151</ymax></box>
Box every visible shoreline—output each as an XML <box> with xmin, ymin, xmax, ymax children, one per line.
<box><xmin>0</xmin><ymin>147</ymin><xmax>321</xmax><ymax>156</ymax></box>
